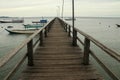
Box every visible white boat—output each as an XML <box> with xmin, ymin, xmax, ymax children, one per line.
<box><xmin>5</xmin><ymin>29</ymin><xmax>37</xmax><ymax>34</ymax></box>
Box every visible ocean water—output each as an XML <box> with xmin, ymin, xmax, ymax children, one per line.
<box><xmin>0</xmin><ymin>17</ymin><xmax>120</xmax><ymax>79</ymax></box>
<box><xmin>0</xmin><ymin>17</ymin><xmax>52</xmax><ymax>57</ymax></box>
<box><xmin>66</xmin><ymin>17</ymin><xmax>120</xmax><ymax>79</ymax></box>
<box><xmin>0</xmin><ymin>17</ymin><xmax>52</xmax><ymax>79</ymax></box>
<box><xmin>75</xmin><ymin>18</ymin><xmax>120</xmax><ymax>54</ymax></box>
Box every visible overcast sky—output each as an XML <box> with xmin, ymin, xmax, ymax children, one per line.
<box><xmin>0</xmin><ymin>0</ymin><xmax>120</xmax><ymax>17</ymax></box>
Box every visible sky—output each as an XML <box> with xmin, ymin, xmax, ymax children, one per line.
<box><xmin>0</xmin><ymin>0</ymin><xmax>120</xmax><ymax>17</ymax></box>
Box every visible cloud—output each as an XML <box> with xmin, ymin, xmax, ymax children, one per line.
<box><xmin>78</xmin><ymin>0</ymin><xmax>120</xmax><ymax>3</ymax></box>
<box><xmin>64</xmin><ymin>0</ymin><xmax>120</xmax><ymax>17</ymax></box>
<box><xmin>0</xmin><ymin>0</ymin><xmax>120</xmax><ymax>17</ymax></box>
<box><xmin>0</xmin><ymin>0</ymin><xmax>60</xmax><ymax>8</ymax></box>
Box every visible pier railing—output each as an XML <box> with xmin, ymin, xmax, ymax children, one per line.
<box><xmin>58</xmin><ymin>18</ymin><xmax>120</xmax><ymax>80</ymax></box>
<box><xmin>0</xmin><ymin>18</ymin><xmax>55</xmax><ymax>80</ymax></box>
<box><xmin>0</xmin><ymin>17</ymin><xmax>120</xmax><ymax>80</ymax></box>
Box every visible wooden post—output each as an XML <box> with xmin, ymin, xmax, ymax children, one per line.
<box><xmin>83</xmin><ymin>38</ymin><xmax>90</xmax><ymax>65</ymax></box>
<box><xmin>48</xmin><ymin>25</ymin><xmax>50</xmax><ymax>32</ymax></box>
<box><xmin>39</xmin><ymin>30</ymin><xmax>43</xmax><ymax>46</ymax></box>
<box><xmin>27</xmin><ymin>39</ymin><xmax>34</xmax><ymax>66</ymax></box>
<box><xmin>48</xmin><ymin>22</ymin><xmax>52</xmax><ymax>32</ymax></box>
<box><xmin>64</xmin><ymin>23</ymin><xmax>66</xmax><ymax>32</ymax></box>
<box><xmin>44</xmin><ymin>27</ymin><xmax>47</xmax><ymax>37</ymax></box>
<box><xmin>63</xmin><ymin>23</ymin><xmax>65</xmax><ymax>30</ymax></box>
<box><xmin>72</xmin><ymin>29</ymin><xmax>77</xmax><ymax>46</ymax></box>
<box><xmin>65</xmin><ymin>24</ymin><xmax>67</xmax><ymax>32</ymax></box>
<box><xmin>68</xmin><ymin>25</ymin><xmax>71</xmax><ymax>37</ymax></box>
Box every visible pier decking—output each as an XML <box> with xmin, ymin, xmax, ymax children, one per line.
<box><xmin>19</xmin><ymin>19</ymin><xmax>103</xmax><ymax>80</ymax></box>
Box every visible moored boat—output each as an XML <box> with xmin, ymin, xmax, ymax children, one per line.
<box><xmin>5</xmin><ymin>23</ymin><xmax>43</xmax><ymax>34</ymax></box>
<box><xmin>32</xmin><ymin>19</ymin><xmax>47</xmax><ymax>24</ymax></box>
<box><xmin>116</xmin><ymin>24</ymin><xmax>120</xmax><ymax>27</ymax></box>
<box><xmin>0</xmin><ymin>19</ymin><xmax>24</xmax><ymax>23</ymax></box>
<box><xmin>32</xmin><ymin>21</ymin><xmax>40</xmax><ymax>23</ymax></box>
<box><xmin>65</xmin><ymin>18</ymin><xmax>76</xmax><ymax>21</ymax></box>
<box><xmin>5</xmin><ymin>29</ymin><xmax>37</xmax><ymax>34</ymax></box>
<box><xmin>7</xmin><ymin>26</ymin><xmax>13</xmax><ymax>28</ymax></box>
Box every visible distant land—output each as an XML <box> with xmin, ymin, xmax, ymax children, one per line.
<box><xmin>0</xmin><ymin>16</ymin><xmax>10</xmax><ymax>18</ymax></box>
<box><xmin>0</xmin><ymin>16</ymin><xmax>120</xmax><ymax>19</ymax></box>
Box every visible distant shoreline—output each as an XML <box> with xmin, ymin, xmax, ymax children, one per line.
<box><xmin>0</xmin><ymin>16</ymin><xmax>120</xmax><ymax>19</ymax></box>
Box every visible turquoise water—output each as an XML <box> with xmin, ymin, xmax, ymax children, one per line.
<box><xmin>0</xmin><ymin>17</ymin><xmax>120</xmax><ymax>79</ymax></box>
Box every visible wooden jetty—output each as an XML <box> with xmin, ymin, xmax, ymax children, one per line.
<box><xmin>19</xmin><ymin>18</ymin><xmax>103</xmax><ymax>80</ymax></box>
<box><xmin>0</xmin><ymin>17</ymin><xmax>120</xmax><ymax>80</ymax></box>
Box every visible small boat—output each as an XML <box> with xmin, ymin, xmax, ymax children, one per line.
<box><xmin>12</xmin><ymin>19</ymin><xmax>24</xmax><ymax>23</ymax></box>
<box><xmin>116</xmin><ymin>24</ymin><xmax>120</xmax><ymax>27</ymax></box>
<box><xmin>32</xmin><ymin>19</ymin><xmax>47</xmax><ymax>23</ymax></box>
<box><xmin>65</xmin><ymin>18</ymin><xmax>76</xmax><ymax>21</ymax></box>
<box><xmin>0</xmin><ymin>19</ymin><xmax>24</xmax><ymax>23</ymax></box>
<box><xmin>40</xmin><ymin>20</ymin><xmax>47</xmax><ymax>23</ymax></box>
<box><xmin>7</xmin><ymin>26</ymin><xmax>13</xmax><ymax>28</ymax></box>
<box><xmin>0</xmin><ymin>21</ymin><xmax>10</xmax><ymax>23</ymax></box>
<box><xmin>5</xmin><ymin>29</ymin><xmax>37</xmax><ymax>34</ymax></box>
<box><xmin>32</xmin><ymin>21</ymin><xmax>40</xmax><ymax>23</ymax></box>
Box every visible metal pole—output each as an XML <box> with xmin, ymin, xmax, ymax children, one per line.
<box><xmin>61</xmin><ymin>0</ymin><xmax>64</xmax><ymax>19</ymax></box>
<box><xmin>72</xmin><ymin>0</ymin><xmax>76</xmax><ymax>46</ymax></box>
<box><xmin>57</xmin><ymin>6</ymin><xmax>60</xmax><ymax>17</ymax></box>
<box><xmin>72</xmin><ymin>0</ymin><xmax>74</xmax><ymax>28</ymax></box>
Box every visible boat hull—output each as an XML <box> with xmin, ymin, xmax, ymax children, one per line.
<box><xmin>5</xmin><ymin>29</ymin><xmax>37</xmax><ymax>34</ymax></box>
<box><xmin>116</xmin><ymin>24</ymin><xmax>120</xmax><ymax>27</ymax></box>
<box><xmin>0</xmin><ymin>20</ymin><xmax>24</xmax><ymax>23</ymax></box>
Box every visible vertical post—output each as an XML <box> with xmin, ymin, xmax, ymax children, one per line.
<box><xmin>27</xmin><ymin>39</ymin><xmax>34</xmax><ymax>66</ymax></box>
<box><xmin>68</xmin><ymin>25</ymin><xmax>71</xmax><ymax>37</ymax></box>
<box><xmin>44</xmin><ymin>27</ymin><xmax>47</xmax><ymax>37</ymax></box>
<box><xmin>39</xmin><ymin>30</ymin><xmax>43</xmax><ymax>46</ymax></box>
<box><xmin>72</xmin><ymin>0</ymin><xmax>76</xmax><ymax>46</ymax></box>
<box><xmin>83</xmin><ymin>38</ymin><xmax>90</xmax><ymax>65</ymax></box>
<box><xmin>61</xmin><ymin>0</ymin><xmax>64</xmax><ymax>18</ymax></box>
<box><xmin>57</xmin><ymin>6</ymin><xmax>60</xmax><ymax>17</ymax></box>
<box><xmin>72</xmin><ymin>29</ymin><xmax>77</xmax><ymax>46</ymax></box>
<box><xmin>48</xmin><ymin>25</ymin><xmax>50</xmax><ymax>32</ymax></box>
<box><xmin>62</xmin><ymin>22</ymin><xmax>64</xmax><ymax>28</ymax></box>
<box><xmin>65</xmin><ymin>24</ymin><xmax>67</xmax><ymax>32</ymax></box>
<box><xmin>64</xmin><ymin>24</ymin><xmax>67</xmax><ymax>32</ymax></box>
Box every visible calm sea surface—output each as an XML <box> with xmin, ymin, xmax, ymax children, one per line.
<box><xmin>0</xmin><ymin>17</ymin><xmax>120</xmax><ymax>79</ymax></box>
<box><xmin>67</xmin><ymin>17</ymin><xmax>120</xmax><ymax>80</ymax></box>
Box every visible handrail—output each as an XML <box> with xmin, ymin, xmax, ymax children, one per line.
<box><xmin>0</xmin><ymin>17</ymin><xmax>120</xmax><ymax>80</ymax></box>
<box><xmin>0</xmin><ymin>18</ymin><xmax>55</xmax><ymax>80</ymax></box>
<box><xmin>75</xmin><ymin>28</ymin><xmax>120</xmax><ymax>62</ymax></box>
<box><xmin>58</xmin><ymin>18</ymin><xmax>120</xmax><ymax>80</ymax></box>
<box><xmin>59</xmin><ymin>18</ymin><xmax>120</xmax><ymax>62</ymax></box>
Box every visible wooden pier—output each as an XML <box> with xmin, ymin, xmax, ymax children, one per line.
<box><xmin>19</xmin><ymin>19</ymin><xmax>103</xmax><ymax>80</ymax></box>
<box><xmin>1</xmin><ymin>17</ymin><xmax>120</xmax><ymax>80</ymax></box>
